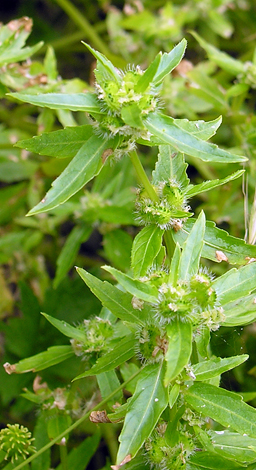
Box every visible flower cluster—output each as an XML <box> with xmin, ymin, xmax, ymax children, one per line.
<box><xmin>0</xmin><ymin>424</ymin><xmax>36</xmax><ymax>463</ymax></box>
<box><xmin>71</xmin><ymin>317</ymin><xmax>114</xmax><ymax>358</ymax></box>
<box><xmin>136</xmin><ymin>180</ymin><xmax>191</xmax><ymax>229</ymax></box>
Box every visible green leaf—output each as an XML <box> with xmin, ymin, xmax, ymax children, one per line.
<box><xmin>185</xmin><ymin>382</ymin><xmax>256</xmax><ymax>437</ymax></box>
<box><xmin>169</xmin><ymin>383</ymin><xmax>180</xmax><ymax>408</ymax></box>
<box><xmin>178</xmin><ymin>211</ymin><xmax>205</xmax><ymax>280</ymax></box>
<box><xmin>209</xmin><ymin>430</ymin><xmax>256</xmax><ymax>464</ymax></box>
<box><xmin>47</xmin><ymin>415</ymin><xmax>72</xmax><ymax>442</ymax></box>
<box><xmin>188</xmin><ymin>451</ymin><xmax>245</xmax><ymax>470</ymax></box>
<box><xmin>116</xmin><ymin>362</ymin><xmax>168</xmax><ymax>464</ymax></box>
<box><xmin>185</xmin><ymin>170</ymin><xmax>244</xmax><ymax>198</ymax></box>
<box><xmin>54</xmin><ymin>224</ymin><xmax>92</xmax><ymax>288</ymax></box>
<box><xmin>223</xmin><ymin>294</ymin><xmax>256</xmax><ymax>326</ymax></box>
<box><xmin>103</xmin><ymin>229</ymin><xmax>133</xmax><ymax>271</ymax></box>
<box><xmin>152</xmin><ymin>145</ymin><xmax>189</xmax><ymax>188</ymax></box>
<box><xmin>145</xmin><ymin>112</ymin><xmax>246</xmax><ymax>163</ymax></box>
<box><xmin>8</xmin><ymin>92</ymin><xmax>102</xmax><ymax>113</ymax></box>
<box><xmin>27</xmin><ymin>135</ymin><xmax>117</xmax><ymax>215</ymax></box>
<box><xmin>173</xmin><ymin>116</ymin><xmax>222</xmax><ymax>141</ymax></box>
<box><xmin>192</xmin><ymin>31</ymin><xmax>244</xmax><ymax>75</ymax></box>
<box><xmin>131</xmin><ymin>226</ymin><xmax>164</xmax><ymax>278</ymax></box>
<box><xmin>83</xmin><ymin>42</ymin><xmax>121</xmax><ymax>84</ymax></box>
<box><xmin>6</xmin><ymin>345</ymin><xmax>74</xmax><ymax>373</ymax></box>
<box><xmin>121</xmin><ymin>104</ymin><xmax>144</xmax><ymax>128</ymax></box>
<box><xmin>153</xmin><ymin>39</ymin><xmax>187</xmax><ymax>86</ymax></box>
<box><xmin>31</xmin><ymin>414</ymin><xmax>50</xmax><ymax>470</ymax></box>
<box><xmin>212</xmin><ymin>262</ymin><xmax>256</xmax><ymax>304</ymax></box>
<box><xmin>165</xmin><ymin>320</ymin><xmax>192</xmax><ymax>385</ymax></box>
<box><xmin>76</xmin><ymin>267</ymin><xmax>149</xmax><ymax>324</ymax></box>
<box><xmin>168</xmin><ymin>242</ymin><xmax>181</xmax><ymax>287</ymax></box>
<box><xmin>173</xmin><ymin>218</ymin><xmax>256</xmax><ymax>265</ymax></box>
<box><xmin>192</xmin><ymin>355</ymin><xmax>248</xmax><ymax>381</ymax></box>
<box><xmin>16</xmin><ymin>125</ymin><xmax>94</xmax><ymax>158</ymax></box>
<box><xmin>97</xmin><ymin>370</ymin><xmax>123</xmax><ymax>405</ymax></box>
<box><xmin>135</xmin><ymin>53</ymin><xmax>161</xmax><ymax>93</ymax></box>
<box><xmin>56</xmin><ymin>431</ymin><xmax>101</xmax><ymax>470</ymax></box>
<box><xmin>102</xmin><ymin>266</ymin><xmax>158</xmax><ymax>302</ymax></box>
<box><xmin>73</xmin><ymin>334</ymin><xmax>136</xmax><ymax>380</ymax></box>
<box><xmin>41</xmin><ymin>313</ymin><xmax>86</xmax><ymax>342</ymax></box>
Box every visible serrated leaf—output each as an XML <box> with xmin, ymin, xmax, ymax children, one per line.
<box><xmin>116</xmin><ymin>362</ymin><xmax>168</xmax><ymax>464</ymax></box>
<box><xmin>73</xmin><ymin>334</ymin><xmax>136</xmax><ymax>380</ymax></box>
<box><xmin>41</xmin><ymin>313</ymin><xmax>86</xmax><ymax>342</ymax></box>
<box><xmin>173</xmin><ymin>218</ymin><xmax>256</xmax><ymax>265</ymax></box>
<box><xmin>152</xmin><ymin>145</ymin><xmax>189</xmax><ymax>188</ymax></box>
<box><xmin>185</xmin><ymin>170</ymin><xmax>244</xmax><ymax>198</ymax></box>
<box><xmin>27</xmin><ymin>135</ymin><xmax>117</xmax><ymax>215</ymax></box>
<box><xmin>212</xmin><ymin>262</ymin><xmax>256</xmax><ymax>304</ymax></box>
<box><xmin>16</xmin><ymin>125</ymin><xmax>94</xmax><ymax>158</ymax></box>
<box><xmin>165</xmin><ymin>320</ymin><xmax>192</xmax><ymax>385</ymax></box>
<box><xmin>8</xmin><ymin>92</ymin><xmax>102</xmax><ymax>113</ymax></box>
<box><xmin>102</xmin><ymin>266</ymin><xmax>158</xmax><ymax>302</ymax></box>
<box><xmin>153</xmin><ymin>39</ymin><xmax>187</xmax><ymax>86</ymax></box>
<box><xmin>173</xmin><ymin>116</ymin><xmax>222</xmax><ymax>141</ymax></box>
<box><xmin>192</xmin><ymin>355</ymin><xmax>248</xmax><ymax>381</ymax></box>
<box><xmin>209</xmin><ymin>430</ymin><xmax>256</xmax><ymax>464</ymax></box>
<box><xmin>7</xmin><ymin>346</ymin><xmax>74</xmax><ymax>373</ymax></box>
<box><xmin>185</xmin><ymin>382</ymin><xmax>256</xmax><ymax>437</ymax></box>
<box><xmin>54</xmin><ymin>224</ymin><xmax>92</xmax><ymax>288</ymax></box>
<box><xmin>223</xmin><ymin>294</ymin><xmax>256</xmax><ymax>326</ymax></box>
<box><xmin>145</xmin><ymin>112</ymin><xmax>246</xmax><ymax>163</ymax></box>
<box><xmin>178</xmin><ymin>211</ymin><xmax>205</xmax><ymax>280</ymax></box>
<box><xmin>76</xmin><ymin>267</ymin><xmax>149</xmax><ymax>324</ymax></box>
<box><xmin>131</xmin><ymin>226</ymin><xmax>164</xmax><ymax>278</ymax></box>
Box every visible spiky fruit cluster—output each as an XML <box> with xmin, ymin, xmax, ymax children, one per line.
<box><xmin>71</xmin><ymin>317</ymin><xmax>114</xmax><ymax>357</ymax></box>
<box><xmin>136</xmin><ymin>180</ymin><xmax>191</xmax><ymax>229</ymax></box>
<box><xmin>0</xmin><ymin>424</ymin><xmax>36</xmax><ymax>463</ymax></box>
<box><xmin>136</xmin><ymin>323</ymin><xmax>168</xmax><ymax>363</ymax></box>
<box><xmin>155</xmin><ymin>272</ymin><xmax>225</xmax><ymax>331</ymax></box>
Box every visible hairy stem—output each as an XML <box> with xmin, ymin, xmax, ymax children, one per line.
<box><xmin>129</xmin><ymin>149</ymin><xmax>158</xmax><ymax>202</ymax></box>
<box><xmin>14</xmin><ymin>368</ymin><xmax>143</xmax><ymax>470</ymax></box>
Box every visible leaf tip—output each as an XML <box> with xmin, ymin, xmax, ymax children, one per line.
<box><xmin>3</xmin><ymin>362</ymin><xmax>16</xmax><ymax>375</ymax></box>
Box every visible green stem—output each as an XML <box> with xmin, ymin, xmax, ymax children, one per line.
<box><xmin>51</xmin><ymin>0</ymin><xmax>111</xmax><ymax>58</ymax></box>
<box><xmin>59</xmin><ymin>443</ymin><xmax>68</xmax><ymax>470</ymax></box>
<box><xmin>13</xmin><ymin>368</ymin><xmax>143</xmax><ymax>470</ymax></box>
<box><xmin>129</xmin><ymin>150</ymin><xmax>158</xmax><ymax>202</ymax></box>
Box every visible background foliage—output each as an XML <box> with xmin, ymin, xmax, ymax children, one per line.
<box><xmin>1</xmin><ymin>0</ymin><xmax>256</xmax><ymax>469</ymax></box>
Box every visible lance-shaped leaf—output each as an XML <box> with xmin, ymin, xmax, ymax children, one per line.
<box><xmin>168</xmin><ymin>243</ymin><xmax>181</xmax><ymax>287</ymax></box>
<box><xmin>173</xmin><ymin>218</ymin><xmax>256</xmax><ymax>265</ymax></box>
<box><xmin>116</xmin><ymin>361</ymin><xmax>168</xmax><ymax>464</ymax></box>
<box><xmin>212</xmin><ymin>262</ymin><xmax>256</xmax><ymax>304</ymax></box>
<box><xmin>4</xmin><ymin>346</ymin><xmax>74</xmax><ymax>374</ymax></box>
<box><xmin>185</xmin><ymin>170</ymin><xmax>244</xmax><ymax>198</ymax></box>
<box><xmin>73</xmin><ymin>334</ymin><xmax>136</xmax><ymax>380</ymax></box>
<box><xmin>131</xmin><ymin>226</ymin><xmax>164</xmax><ymax>278</ymax></box>
<box><xmin>152</xmin><ymin>146</ymin><xmax>189</xmax><ymax>188</ymax></box>
<box><xmin>178</xmin><ymin>211</ymin><xmax>205</xmax><ymax>280</ymax></box>
<box><xmin>16</xmin><ymin>125</ymin><xmax>94</xmax><ymax>158</ymax></box>
<box><xmin>8</xmin><ymin>92</ymin><xmax>102</xmax><ymax>113</ymax></box>
<box><xmin>192</xmin><ymin>355</ymin><xmax>248</xmax><ymax>381</ymax></box>
<box><xmin>54</xmin><ymin>224</ymin><xmax>92</xmax><ymax>288</ymax></box>
<box><xmin>27</xmin><ymin>134</ymin><xmax>118</xmax><ymax>215</ymax></box>
<box><xmin>144</xmin><ymin>113</ymin><xmax>246</xmax><ymax>163</ymax></box>
<box><xmin>192</xmin><ymin>31</ymin><xmax>244</xmax><ymax>76</ymax></box>
<box><xmin>135</xmin><ymin>53</ymin><xmax>161</xmax><ymax>93</ymax></box>
<box><xmin>83</xmin><ymin>42</ymin><xmax>122</xmax><ymax>84</ymax></box>
<box><xmin>185</xmin><ymin>382</ymin><xmax>256</xmax><ymax>438</ymax></box>
<box><xmin>188</xmin><ymin>450</ymin><xmax>245</xmax><ymax>470</ymax></box>
<box><xmin>41</xmin><ymin>313</ymin><xmax>86</xmax><ymax>342</ymax></box>
<box><xmin>165</xmin><ymin>319</ymin><xmax>192</xmax><ymax>386</ymax></box>
<box><xmin>152</xmin><ymin>39</ymin><xmax>187</xmax><ymax>86</ymax></box>
<box><xmin>209</xmin><ymin>430</ymin><xmax>256</xmax><ymax>464</ymax></box>
<box><xmin>223</xmin><ymin>294</ymin><xmax>256</xmax><ymax>326</ymax></box>
<box><xmin>76</xmin><ymin>267</ymin><xmax>149</xmax><ymax>324</ymax></box>
<box><xmin>102</xmin><ymin>266</ymin><xmax>158</xmax><ymax>303</ymax></box>
<box><xmin>173</xmin><ymin>116</ymin><xmax>222</xmax><ymax>141</ymax></box>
